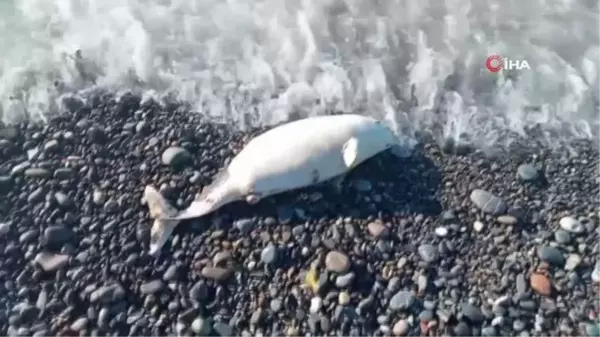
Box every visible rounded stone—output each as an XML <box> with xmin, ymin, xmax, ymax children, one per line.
<box><xmin>559</xmin><ymin>217</ymin><xmax>584</xmax><ymax>234</ymax></box>
<box><xmin>564</xmin><ymin>254</ymin><xmax>582</xmax><ymax>271</ymax></box>
<box><xmin>460</xmin><ymin>302</ymin><xmax>484</xmax><ymax>323</ymax></box>
<box><xmin>201</xmin><ymin>267</ymin><xmax>233</xmax><ymax>282</ymax></box>
<box><xmin>161</xmin><ymin>147</ymin><xmax>193</xmax><ymax>169</ymax></box>
<box><xmin>389</xmin><ymin>291</ymin><xmax>415</xmax><ymax>311</ymax></box>
<box><xmin>517</xmin><ymin>163</ymin><xmax>539</xmax><ymax>181</ymax></box>
<box><xmin>418</xmin><ymin>244</ymin><xmax>438</xmax><ymax>263</ymax></box>
<box><xmin>434</xmin><ymin>226</ymin><xmax>449</xmax><ymax>237</ymax></box>
<box><xmin>367</xmin><ymin>221</ymin><xmax>388</xmax><ymax>238</ymax></box>
<box><xmin>538</xmin><ymin>246</ymin><xmax>565</xmax><ymax>266</ymax></box>
<box><xmin>325</xmin><ymin>251</ymin><xmax>350</xmax><ymax>273</ymax></box>
<box><xmin>0</xmin><ymin>222</ymin><xmax>10</xmax><ymax>237</ymax></box>
<box><xmin>392</xmin><ymin>320</ymin><xmax>409</xmax><ymax>336</ymax></box>
<box><xmin>470</xmin><ymin>189</ymin><xmax>507</xmax><ymax>215</ymax></box>
<box><xmin>338</xmin><ymin>291</ymin><xmax>350</xmax><ymax>306</ymax></box>
<box><xmin>260</xmin><ymin>245</ymin><xmax>278</xmax><ymax>264</ymax></box>
<box><xmin>530</xmin><ymin>273</ymin><xmax>552</xmax><ymax>296</ymax></box>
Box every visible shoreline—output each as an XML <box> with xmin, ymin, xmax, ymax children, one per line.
<box><xmin>0</xmin><ymin>92</ymin><xmax>598</xmax><ymax>336</ymax></box>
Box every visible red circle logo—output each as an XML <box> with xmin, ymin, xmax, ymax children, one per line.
<box><xmin>486</xmin><ymin>55</ymin><xmax>503</xmax><ymax>73</ymax></box>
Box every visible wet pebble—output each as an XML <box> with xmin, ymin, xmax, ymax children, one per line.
<box><xmin>538</xmin><ymin>246</ymin><xmax>565</xmax><ymax>266</ymax></box>
<box><xmin>470</xmin><ymin>189</ymin><xmax>507</xmax><ymax>215</ymax></box>
<box><xmin>559</xmin><ymin>217</ymin><xmax>584</xmax><ymax>234</ymax></box>
<box><xmin>517</xmin><ymin>163</ymin><xmax>539</xmax><ymax>181</ymax></box>
<box><xmin>325</xmin><ymin>251</ymin><xmax>350</xmax><ymax>273</ymax></box>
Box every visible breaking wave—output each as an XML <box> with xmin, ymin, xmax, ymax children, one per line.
<box><xmin>0</xmin><ymin>0</ymin><xmax>598</xmax><ymax>152</ymax></box>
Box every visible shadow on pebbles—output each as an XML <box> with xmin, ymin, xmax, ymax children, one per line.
<box><xmin>0</xmin><ymin>91</ymin><xmax>598</xmax><ymax>337</ymax></box>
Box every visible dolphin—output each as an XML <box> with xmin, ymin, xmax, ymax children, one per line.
<box><xmin>143</xmin><ymin>114</ymin><xmax>407</xmax><ymax>255</ymax></box>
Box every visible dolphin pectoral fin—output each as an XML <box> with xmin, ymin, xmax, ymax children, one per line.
<box><xmin>342</xmin><ymin>137</ymin><xmax>359</xmax><ymax>168</ymax></box>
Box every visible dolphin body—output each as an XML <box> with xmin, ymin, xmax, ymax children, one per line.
<box><xmin>144</xmin><ymin>114</ymin><xmax>406</xmax><ymax>255</ymax></box>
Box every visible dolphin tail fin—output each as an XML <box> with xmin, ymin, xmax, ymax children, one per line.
<box><xmin>143</xmin><ymin>185</ymin><xmax>181</xmax><ymax>256</ymax></box>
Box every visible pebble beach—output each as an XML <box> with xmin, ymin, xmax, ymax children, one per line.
<box><xmin>0</xmin><ymin>91</ymin><xmax>598</xmax><ymax>337</ymax></box>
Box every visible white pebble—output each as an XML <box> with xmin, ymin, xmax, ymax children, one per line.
<box><xmin>434</xmin><ymin>226</ymin><xmax>449</xmax><ymax>237</ymax></box>
<box><xmin>473</xmin><ymin>221</ymin><xmax>484</xmax><ymax>232</ymax></box>
<box><xmin>309</xmin><ymin>296</ymin><xmax>323</xmax><ymax>314</ymax></box>
<box><xmin>338</xmin><ymin>292</ymin><xmax>350</xmax><ymax>306</ymax></box>
<box><xmin>592</xmin><ymin>262</ymin><xmax>600</xmax><ymax>283</ymax></box>
<box><xmin>559</xmin><ymin>217</ymin><xmax>584</xmax><ymax>233</ymax></box>
<box><xmin>0</xmin><ymin>222</ymin><xmax>10</xmax><ymax>236</ymax></box>
<box><xmin>492</xmin><ymin>316</ymin><xmax>504</xmax><ymax>326</ymax></box>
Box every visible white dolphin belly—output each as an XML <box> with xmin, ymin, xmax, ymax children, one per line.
<box><xmin>230</xmin><ymin>114</ymin><xmax>398</xmax><ymax>195</ymax></box>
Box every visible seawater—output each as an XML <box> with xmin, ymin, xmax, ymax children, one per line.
<box><xmin>0</xmin><ymin>0</ymin><xmax>598</xmax><ymax>151</ymax></box>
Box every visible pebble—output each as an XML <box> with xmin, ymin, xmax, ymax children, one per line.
<box><xmin>201</xmin><ymin>267</ymin><xmax>232</xmax><ymax>281</ymax></box>
<box><xmin>538</xmin><ymin>246</ymin><xmax>565</xmax><ymax>266</ymax></box>
<box><xmin>335</xmin><ymin>273</ymin><xmax>355</xmax><ymax>288</ymax></box>
<box><xmin>260</xmin><ymin>244</ymin><xmax>278</xmax><ymax>264</ymax></box>
<box><xmin>338</xmin><ymin>291</ymin><xmax>350</xmax><ymax>306</ymax></box>
<box><xmin>592</xmin><ymin>261</ymin><xmax>600</xmax><ymax>283</ymax></box>
<box><xmin>517</xmin><ymin>163</ymin><xmax>539</xmax><ymax>181</ymax></box>
<box><xmin>325</xmin><ymin>251</ymin><xmax>350</xmax><ymax>273</ymax></box>
<box><xmin>0</xmin><ymin>222</ymin><xmax>10</xmax><ymax>237</ymax></box>
<box><xmin>389</xmin><ymin>291</ymin><xmax>415</xmax><ymax>311</ymax></box>
<box><xmin>470</xmin><ymin>189</ymin><xmax>507</xmax><ymax>215</ymax></box>
<box><xmin>24</xmin><ymin>168</ymin><xmax>51</xmax><ymax>179</ymax></box>
<box><xmin>473</xmin><ymin>221</ymin><xmax>484</xmax><ymax>232</ymax></box>
<box><xmin>34</xmin><ymin>252</ymin><xmax>69</xmax><ymax>272</ymax></box>
<box><xmin>461</xmin><ymin>302</ymin><xmax>484</xmax><ymax>323</ymax></box>
<box><xmin>418</xmin><ymin>244</ymin><xmax>438</xmax><ymax>262</ymax></box>
<box><xmin>309</xmin><ymin>297</ymin><xmax>322</xmax><ymax>314</ymax></box>
<box><xmin>497</xmin><ymin>215</ymin><xmax>517</xmax><ymax>225</ymax></box>
<box><xmin>191</xmin><ymin>317</ymin><xmax>212</xmax><ymax>335</ymax></box>
<box><xmin>392</xmin><ymin>319</ymin><xmax>409</xmax><ymax>336</ymax></box>
<box><xmin>161</xmin><ymin>147</ymin><xmax>192</xmax><ymax>169</ymax></box>
<box><xmin>367</xmin><ymin>221</ymin><xmax>388</xmax><ymax>238</ymax></box>
<box><xmin>586</xmin><ymin>323</ymin><xmax>600</xmax><ymax>337</ymax></box>
<box><xmin>140</xmin><ymin>280</ymin><xmax>164</xmax><ymax>295</ymax></box>
<box><xmin>434</xmin><ymin>226</ymin><xmax>449</xmax><ymax>237</ymax></box>
<box><xmin>554</xmin><ymin>229</ymin><xmax>572</xmax><ymax>244</ymax></box>
<box><xmin>43</xmin><ymin>225</ymin><xmax>74</xmax><ymax>247</ymax></box>
<box><xmin>559</xmin><ymin>216</ymin><xmax>584</xmax><ymax>234</ymax></box>
<box><xmin>234</xmin><ymin>218</ymin><xmax>253</xmax><ymax>233</ymax></box>
<box><xmin>564</xmin><ymin>254</ymin><xmax>582</xmax><ymax>271</ymax></box>
<box><xmin>530</xmin><ymin>273</ymin><xmax>552</xmax><ymax>296</ymax></box>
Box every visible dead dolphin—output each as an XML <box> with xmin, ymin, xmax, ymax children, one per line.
<box><xmin>144</xmin><ymin>114</ymin><xmax>407</xmax><ymax>255</ymax></box>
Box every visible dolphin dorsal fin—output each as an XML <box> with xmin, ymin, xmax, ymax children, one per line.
<box><xmin>342</xmin><ymin>137</ymin><xmax>359</xmax><ymax>168</ymax></box>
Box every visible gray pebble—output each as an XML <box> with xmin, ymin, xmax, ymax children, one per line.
<box><xmin>418</xmin><ymin>244</ymin><xmax>438</xmax><ymax>262</ymax></box>
<box><xmin>554</xmin><ymin>230</ymin><xmax>571</xmax><ymax>244</ymax></box>
<box><xmin>234</xmin><ymin>219</ymin><xmax>253</xmax><ymax>233</ymax></box>
<box><xmin>261</xmin><ymin>244</ymin><xmax>277</xmax><ymax>264</ymax></box>
<box><xmin>191</xmin><ymin>317</ymin><xmax>212</xmax><ymax>335</ymax></box>
<box><xmin>517</xmin><ymin>163</ymin><xmax>538</xmax><ymax>181</ymax></box>
<box><xmin>470</xmin><ymin>189</ymin><xmax>507</xmax><ymax>215</ymax></box>
<box><xmin>389</xmin><ymin>291</ymin><xmax>415</xmax><ymax>311</ymax></box>
<box><xmin>140</xmin><ymin>280</ymin><xmax>164</xmax><ymax>295</ymax></box>
<box><xmin>335</xmin><ymin>272</ymin><xmax>355</xmax><ymax>288</ymax></box>
<box><xmin>461</xmin><ymin>302</ymin><xmax>484</xmax><ymax>323</ymax></box>
<box><xmin>43</xmin><ymin>225</ymin><xmax>74</xmax><ymax>246</ymax></box>
<box><xmin>161</xmin><ymin>147</ymin><xmax>192</xmax><ymax>169</ymax></box>
<box><xmin>538</xmin><ymin>246</ymin><xmax>565</xmax><ymax>266</ymax></box>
